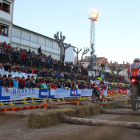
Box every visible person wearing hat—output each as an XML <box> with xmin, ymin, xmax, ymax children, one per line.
<box><xmin>12</xmin><ymin>77</ymin><xmax>19</xmax><ymax>88</ymax></box>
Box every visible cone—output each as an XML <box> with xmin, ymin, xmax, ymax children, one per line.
<box><xmin>23</xmin><ymin>98</ymin><xmax>28</xmax><ymax>104</ymax></box>
<box><xmin>48</xmin><ymin>99</ymin><xmax>53</xmax><ymax>102</ymax></box>
<box><xmin>62</xmin><ymin>98</ymin><xmax>65</xmax><ymax>101</ymax></box>
<box><xmin>88</xmin><ymin>96</ymin><xmax>91</xmax><ymax>99</ymax></box>
<box><xmin>0</xmin><ymin>101</ymin><xmax>5</xmax><ymax>106</ymax></box>
<box><xmin>42</xmin><ymin>99</ymin><xmax>45</xmax><ymax>103</ymax></box>
<box><xmin>31</xmin><ymin>98</ymin><xmax>35</xmax><ymax>104</ymax></box>
<box><xmin>8</xmin><ymin>100</ymin><xmax>14</xmax><ymax>106</ymax></box>
<box><xmin>57</xmin><ymin>98</ymin><xmax>61</xmax><ymax>102</ymax></box>
<box><xmin>83</xmin><ymin>96</ymin><xmax>86</xmax><ymax>99</ymax></box>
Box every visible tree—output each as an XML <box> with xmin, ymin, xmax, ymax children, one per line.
<box><xmin>73</xmin><ymin>48</ymin><xmax>82</xmax><ymax>64</ymax></box>
<box><xmin>80</xmin><ymin>47</ymin><xmax>89</xmax><ymax>65</ymax></box>
<box><xmin>54</xmin><ymin>31</ymin><xmax>71</xmax><ymax>62</ymax></box>
<box><xmin>109</xmin><ymin>64</ymin><xmax>124</xmax><ymax>75</ymax></box>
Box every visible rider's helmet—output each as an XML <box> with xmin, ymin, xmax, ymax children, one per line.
<box><xmin>134</xmin><ymin>58</ymin><xmax>140</xmax><ymax>62</ymax></box>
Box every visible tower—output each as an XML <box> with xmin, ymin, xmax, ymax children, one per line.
<box><xmin>88</xmin><ymin>10</ymin><xmax>99</xmax><ymax>69</ymax></box>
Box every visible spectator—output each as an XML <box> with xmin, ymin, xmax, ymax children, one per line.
<box><xmin>24</xmin><ymin>68</ymin><xmax>29</xmax><ymax>74</ymax></box>
<box><xmin>41</xmin><ymin>81</ymin><xmax>47</xmax><ymax>89</ymax></box>
<box><xmin>38</xmin><ymin>46</ymin><xmax>41</xmax><ymax>54</ymax></box>
<box><xmin>35</xmin><ymin>76</ymin><xmax>40</xmax><ymax>84</ymax></box>
<box><xmin>49</xmin><ymin>69</ymin><xmax>52</xmax><ymax>76</ymax></box>
<box><xmin>42</xmin><ymin>68</ymin><xmax>46</xmax><ymax>75</ymax></box>
<box><xmin>0</xmin><ymin>74</ymin><xmax>2</xmax><ymax>86</ymax></box>
<box><xmin>60</xmin><ymin>71</ymin><xmax>64</xmax><ymax>77</ymax></box>
<box><xmin>2</xmin><ymin>75</ymin><xmax>8</xmax><ymax>92</ymax></box>
<box><xmin>27</xmin><ymin>75</ymin><xmax>31</xmax><ymax>80</ymax></box>
<box><xmin>0</xmin><ymin>6</ymin><xmax>3</xmax><ymax>11</ymax></box>
<box><xmin>60</xmin><ymin>82</ymin><xmax>65</xmax><ymax>89</ymax></box>
<box><xmin>30</xmin><ymin>80</ymin><xmax>36</xmax><ymax>88</ymax></box>
<box><xmin>4</xmin><ymin>63</ymin><xmax>10</xmax><ymax>71</ymax></box>
<box><xmin>101</xmin><ymin>62</ymin><xmax>105</xmax><ymax>71</ymax></box>
<box><xmin>0</xmin><ymin>64</ymin><xmax>4</xmax><ymax>71</ymax></box>
<box><xmin>57</xmin><ymin>81</ymin><xmax>61</xmax><ymax>88</ymax></box>
<box><xmin>12</xmin><ymin>77</ymin><xmax>19</xmax><ymax>88</ymax></box>
<box><xmin>65</xmin><ymin>80</ymin><xmax>70</xmax><ymax>88</ymax></box>
<box><xmin>19</xmin><ymin>77</ymin><xmax>26</xmax><ymax>89</ymax></box>
<box><xmin>25</xmin><ymin>79</ymin><xmax>31</xmax><ymax>88</ymax></box>
<box><xmin>7</xmin><ymin>74</ymin><xmax>14</xmax><ymax>88</ymax></box>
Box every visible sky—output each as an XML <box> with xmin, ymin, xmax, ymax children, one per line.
<box><xmin>13</xmin><ymin>0</ymin><xmax>140</xmax><ymax>64</ymax></box>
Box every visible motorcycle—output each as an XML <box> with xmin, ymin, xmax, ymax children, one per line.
<box><xmin>92</xmin><ymin>83</ymin><xmax>107</xmax><ymax>103</ymax></box>
<box><xmin>129</xmin><ymin>62</ymin><xmax>140</xmax><ymax>111</ymax></box>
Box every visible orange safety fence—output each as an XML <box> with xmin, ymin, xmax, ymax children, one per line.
<box><xmin>0</xmin><ymin>97</ymin><xmax>109</xmax><ymax>112</ymax></box>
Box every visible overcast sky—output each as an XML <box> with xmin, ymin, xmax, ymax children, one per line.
<box><xmin>13</xmin><ymin>0</ymin><xmax>140</xmax><ymax>64</ymax></box>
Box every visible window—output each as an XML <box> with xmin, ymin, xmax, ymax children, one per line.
<box><xmin>12</xmin><ymin>28</ymin><xmax>20</xmax><ymax>38</ymax></box>
<box><xmin>39</xmin><ymin>37</ymin><xmax>45</xmax><ymax>45</ymax></box>
<box><xmin>53</xmin><ymin>42</ymin><xmax>59</xmax><ymax>49</ymax></box>
<box><xmin>45</xmin><ymin>52</ymin><xmax>49</xmax><ymax>56</ymax></box>
<box><xmin>11</xmin><ymin>43</ymin><xmax>19</xmax><ymax>48</ymax></box>
<box><xmin>0</xmin><ymin>1</ymin><xmax>10</xmax><ymax>13</ymax></box>
<box><xmin>21</xmin><ymin>31</ymin><xmax>30</xmax><ymax>41</ymax></box>
<box><xmin>0</xmin><ymin>23</ymin><xmax>9</xmax><ymax>37</ymax></box>
<box><xmin>46</xmin><ymin>39</ymin><xmax>53</xmax><ymax>48</ymax></box>
<box><xmin>30</xmin><ymin>34</ymin><xmax>38</xmax><ymax>43</ymax></box>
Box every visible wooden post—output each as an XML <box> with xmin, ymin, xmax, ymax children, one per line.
<box><xmin>105</xmin><ymin>97</ymin><xmax>107</xmax><ymax>103</ymax></box>
<box><xmin>77</xmin><ymin>97</ymin><xmax>79</xmax><ymax>106</ymax></box>
<box><xmin>44</xmin><ymin>98</ymin><xmax>47</xmax><ymax>111</ymax></box>
<box><xmin>62</xmin><ymin>116</ymin><xmax>140</xmax><ymax>129</ymax></box>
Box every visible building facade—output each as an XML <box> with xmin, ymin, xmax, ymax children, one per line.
<box><xmin>0</xmin><ymin>0</ymin><xmax>74</xmax><ymax>62</ymax></box>
<box><xmin>79</xmin><ymin>56</ymin><xmax>109</xmax><ymax>69</ymax></box>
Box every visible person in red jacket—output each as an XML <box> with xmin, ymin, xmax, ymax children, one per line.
<box><xmin>21</xmin><ymin>52</ymin><xmax>25</xmax><ymax>65</ymax></box>
<box><xmin>19</xmin><ymin>76</ymin><xmax>26</xmax><ymax>89</ymax></box>
<box><xmin>21</xmin><ymin>52</ymin><xmax>25</xmax><ymax>59</ymax></box>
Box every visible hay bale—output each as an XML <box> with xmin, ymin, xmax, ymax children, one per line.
<box><xmin>88</xmin><ymin>104</ymin><xmax>100</xmax><ymax>115</ymax></box>
<box><xmin>27</xmin><ymin>108</ymin><xmax>76</xmax><ymax>128</ymax></box>
<box><xmin>55</xmin><ymin>108</ymin><xmax>76</xmax><ymax>117</ymax></box>
<box><xmin>73</xmin><ymin>106</ymin><xmax>91</xmax><ymax>118</ymax></box>
<box><xmin>27</xmin><ymin>110</ymin><xmax>61</xmax><ymax>128</ymax></box>
<box><xmin>99</xmin><ymin>101</ymin><xmax>118</xmax><ymax>109</ymax></box>
<box><xmin>118</xmin><ymin>99</ymin><xmax>131</xmax><ymax>106</ymax></box>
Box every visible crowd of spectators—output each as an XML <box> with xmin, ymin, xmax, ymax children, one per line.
<box><xmin>0</xmin><ymin>41</ymin><xmax>130</xmax><ymax>92</ymax></box>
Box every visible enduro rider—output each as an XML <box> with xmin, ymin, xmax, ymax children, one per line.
<box><xmin>92</xmin><ymin>78</ymin><xmax>106</xmax><ymax>98</ymax></box>
<box><xmin>128</xmin><ymin>58</ymin><xmax>140</xmax><ymax>111</ymax></box>
<box><xmin>128</xmin><ymin>58</ymin><xmax>140</xmax><ymax>79</ymax></box>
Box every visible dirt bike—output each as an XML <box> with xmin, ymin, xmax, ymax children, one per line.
<box><xmin>92</xmin><ymin>85</ymin><xmax>105</xmax><ymax>103</ymax></box>
<box><xmin>129</xmin><ymin>62</ymin><xmax>140</xmax><ymax>111</ymax></box>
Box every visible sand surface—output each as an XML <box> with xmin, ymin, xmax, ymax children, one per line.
<box><xmin>0</xmin><ymin>112</ymin><xmax>140</xmax><ymax>140</ymax></box>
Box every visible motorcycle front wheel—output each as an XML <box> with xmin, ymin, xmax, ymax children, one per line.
<box><xmin>131</xmin><ymin>83</ymin><xmax>139</xmax><ymax>111</ymax></box>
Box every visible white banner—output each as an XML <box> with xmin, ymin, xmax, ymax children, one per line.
<box><xmin>81</xmin><ymin>89</ymin><xmax>93</xmax><ymax>96</ymax></box>
<box><xmin>0</xmin><ymin>88</ymin><xmax>93</xmax><ymax>101</ymax></box>
<box><xmin>2</xmin><ymin>88</ymin><xmax>39</xmax><ymax>101</ymax></box>
<box><xmin>0</xmin><ymin>71</ymin><xmax>37</xmax><ymax>79</ymax></box>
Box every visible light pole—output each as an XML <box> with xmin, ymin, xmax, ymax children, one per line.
<box><xmin>89</xmin><ymin>10</ymin><xmax>99</xmax><ymax>69</ymax></box>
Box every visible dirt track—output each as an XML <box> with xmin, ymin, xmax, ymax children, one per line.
<box><xmin>0</xmin><ymin>113</ymin><xmax>140</xmax><ymax>140</ymax></box>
